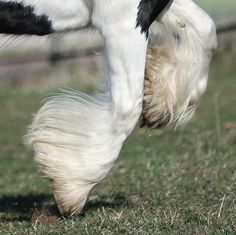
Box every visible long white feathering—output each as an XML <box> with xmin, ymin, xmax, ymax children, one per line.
<box><xmin>26</xmin><ymin>88</ymin><xmax>126</xmax><ymax>216</ymax></box>
<box><xmin>141</xmin><ymin>0</ymin><xmax>217</xmax><ymax>128</ymax></box>
<box><xmin>25</xmin><ymin>0</ymin><xmax>217</xmax><ymax>216</ymax></box>
<box><xmin>25</xmin><ymin>2</ymin><xmax>147</xmax><ymax>216</ymax></box>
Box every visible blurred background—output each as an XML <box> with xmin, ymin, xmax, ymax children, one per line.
<box><xmin>0</xmin><ymin>0</ymin><xmax>235</xmax><ymax>91</ymax></box>
<box><xmin>0</xmin><ymin>0</ymin><xmax>235</xmax><ymax>233</ymax></box>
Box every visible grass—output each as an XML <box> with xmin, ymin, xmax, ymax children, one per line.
<box><xmin>196</xmin><ymin>0</ymin><xmax>236</xmax><ymax>24</ymax></box>
<box><xmin>0</xmin><ymin>51</ymin><xmax>236</xmax><ymax>234</ymax></box>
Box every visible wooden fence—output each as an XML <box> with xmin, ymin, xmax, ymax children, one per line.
<box><xmin>217</xmin><ymin>23</ymin><xmax>236</xmax><ymax>34</ymax></box>
<box><xmin>0</xmin><ymin>23</ymin><xmax>235</xmax><ymax>69</ymax></box>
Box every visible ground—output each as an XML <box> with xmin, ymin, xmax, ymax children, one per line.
<box><xmin>0</xmin><ymin>2</ymin><xmax>236</xmax><ymax>232</ymax></box>
<box><xmin>0</xmin><ymin>42</ymin><xmax>235</xmax><ymax>234</ymax></box>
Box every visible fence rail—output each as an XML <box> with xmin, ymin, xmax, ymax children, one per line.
<box><xmin>0</xmin><ymin>23</ymin><xmax>235</xmax><ymax>68</ymax></box>
<box><xmin>0</xmin><ymin>47</ymin><xmax>103</xmax><ymax>68</ymax></box>
<box><xmin>217</xmin><ymin>22</ymin><xmax>236</xmax><ymax>34</ymax></box>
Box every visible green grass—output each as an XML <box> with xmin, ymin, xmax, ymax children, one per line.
<box><xmin>196</xmin><ymin>0</ymin><xmax>236</xmax><ymax>24</ymax></box>
<box><xmin>0</xmin><ymin>51</ymin><xmax>236</xmax><ymax>235</ymax></box>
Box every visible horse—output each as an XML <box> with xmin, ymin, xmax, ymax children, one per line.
<box><xmin>0</xmin><ymin>0</ymin><xmax>217</xmax><ymax>216</ymax></box>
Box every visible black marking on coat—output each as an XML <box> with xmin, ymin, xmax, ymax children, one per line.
<box><xmin>0</xmin><ymin>2</ymin><xmax>53</xmax><ymax>36</ymax></box>
<box><xmin>137</xmin><ymin>0</ymin><xmax>172</xmax><ymax>38</ymax></box>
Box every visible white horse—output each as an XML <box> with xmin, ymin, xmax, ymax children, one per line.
<box><xmin>0</xmin><ymin>0</ymin><xmax>217</xmax><ymax>216</ymax></box>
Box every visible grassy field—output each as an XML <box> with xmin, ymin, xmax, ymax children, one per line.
<box><xmin>196</xmin><ymin>0</ymin><xmax>236</xmax><ymax>24</ymax></box>
<box><xmin>0</xmin><ymin>45</ymin><xmax>235</xmax><ymax>234</ymax></box>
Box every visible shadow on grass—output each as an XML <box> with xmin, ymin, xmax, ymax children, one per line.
<box><xmin>0</xmin><ymin>194</ymin><xmax>53</xmax><ymax>223</ymax></box>
<box><xmin>0</xmin><ymin>192</ymin><xmax>129</xmax><ymax>223</ymax></box>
